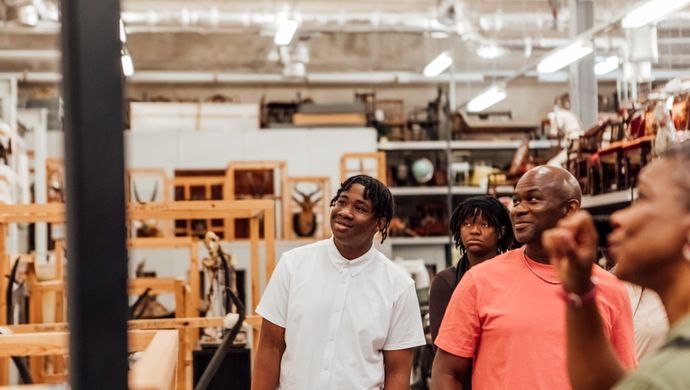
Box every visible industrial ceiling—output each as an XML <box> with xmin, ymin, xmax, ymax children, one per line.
<box><xmin>0</xmin><ymin>0</ymin><xmax>688</xmax><ymax>83</ymax></box>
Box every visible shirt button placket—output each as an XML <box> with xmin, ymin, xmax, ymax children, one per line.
<box><xmin>320</xmin><ymin>266</ymin><xmax>350</xmax><ymax>387</ymax></box>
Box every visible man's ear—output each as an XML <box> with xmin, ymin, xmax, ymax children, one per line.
<box><xmin>564</xmin><ymin>199</ymin><xmax>580</xmax><ymax>217</ymax></box>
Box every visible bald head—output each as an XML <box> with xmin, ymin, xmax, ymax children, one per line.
<box><xmin>519</xmin><ymin>165</ymin><xmax>582</xmax><ymax>205</ymax></box>
<box><xmin>511</xmin><ymin>166</ymin><xmax>583</xmax><ymax>248</ymax></box>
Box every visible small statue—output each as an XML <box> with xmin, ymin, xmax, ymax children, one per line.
<box><xmin>201</xmin><ymin>232</ymin><xmax>239</xmax><ymax>343</ymax></box>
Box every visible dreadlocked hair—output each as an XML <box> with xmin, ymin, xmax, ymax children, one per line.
<box><xmin>330</xmin><ymin>174</ymin><xmax>394</xmax><ymax>243</ymax></box>
<box><xmin>449</xmin><ymin>196</ymin><xmax>514</xmax><ymax>255</ymax></box>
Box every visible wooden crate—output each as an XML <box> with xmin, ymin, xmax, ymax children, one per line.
<box><xmin>225</xmin><ymin>161</ymin><xmax>288</xmax><ymax>240</ymax></box>
<box><xmin>340</xmin><ymin>152</ymin><xmax>387</xmax><ymax>184</ymax></box>
<box><xmin>0</xmin><ymin>200</ymin><xmax>276</xmax><ymax>388</ymax></box>
<box><xmin>171</xmin><ymin>175</ymin><xmax>226</xmax><ymax>238</ymax></box>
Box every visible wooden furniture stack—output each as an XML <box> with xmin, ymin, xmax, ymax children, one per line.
<box><xmin>0</xmin><ymin>200</ymin><xmax>275</xmax><ymax>389</ymax></box>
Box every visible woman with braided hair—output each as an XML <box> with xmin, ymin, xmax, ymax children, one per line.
<box><xmin>429</xmin><ymin>196</ymin><xmax>514</xmax><ymax>343</ymax></box>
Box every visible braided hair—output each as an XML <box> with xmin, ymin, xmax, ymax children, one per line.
<box><xmin>449</xmin><ymin>195</ymin><xmax>514</xmax><ymax>259</ymax></box>
<box><xmin>330</xmin><ymin>175</ymin><xmax>394</xmax><ymax>243</ymax></box>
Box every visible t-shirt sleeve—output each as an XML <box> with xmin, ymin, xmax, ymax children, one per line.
<box><xmin>609</xmin><ymin>283</ymin><xmax>638</xmax><ymax>369</ymax></box>
<box><xmin>434</xmin><ymin>272</ymin><xmax>480</xmax><ymax>358</ymax></box>
<box><xmin>383</xmin><ymin>283</ymin><xmax>426</xmax><ymax>350</ymax></box>
<box><xmin>255</xmin><ymin>254</ymin><xmax>290</xmax><ymax>328</ymax></box>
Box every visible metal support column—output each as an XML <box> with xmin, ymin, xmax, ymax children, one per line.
<box><xmin>569</xmin><ymin>0</ymin><xmax>597</xmax><ymax>127</ymax></box>
<box><xmin>445</xmin><ymin>39</ymin><xmax>457</xmax><ymax>266</ymax></box>
<box><xmin>60</xmin><ymin>0</ymin><xmax>128</xmax><ymax>388</ymax></box>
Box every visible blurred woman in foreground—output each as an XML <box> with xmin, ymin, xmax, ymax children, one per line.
<box><xmin>543</xmin><ymin>141</ymin><xmax>690</xmax><ymax>389</ymax></box>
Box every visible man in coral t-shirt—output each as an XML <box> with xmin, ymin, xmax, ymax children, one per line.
<box><xmin>431</xmin><ymin>166</ymin><xmax>636</xmax><ymax>389</ymax></box>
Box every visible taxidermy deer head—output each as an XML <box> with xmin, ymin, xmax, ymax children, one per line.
<box><xmin>292</xmin><ymin>187</ymin><xmax>321</xmax><ymax>237</ymax></box>
<box><xmin>132</xmin><ymin>180</ymin><xmax>160</xmax><ymax>237</ymax></box>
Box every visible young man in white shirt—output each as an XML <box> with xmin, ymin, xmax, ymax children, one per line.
<box><xmin>252</xmin><ymin>174</ymin><xmax>426</xmax><ymax>390</ymax></box>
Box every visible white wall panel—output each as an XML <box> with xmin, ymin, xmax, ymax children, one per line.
<box><xmin>125</xmin><ymin>127</ymin><xmax>378</xmax><ymax>193</ymax></box>
<box><xmin>124</xmin><ymin>130</ymin><xmax>179</xmax><ymax>175</ymax></box>
<box><xmin>177</xmin><ymin>130</ymin><xmax>244</xmax><ymax>168</ymax></box>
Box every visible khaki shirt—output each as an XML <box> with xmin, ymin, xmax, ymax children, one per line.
<box><xmin>614</xmin><ymin>313</ymin><xmax>690</xmax><ymax>389</ymax></box>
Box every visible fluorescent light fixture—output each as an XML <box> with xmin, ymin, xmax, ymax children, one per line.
<box><xmin>119</xmin><ymin>19</ymin><xmax>127</xmax><ymax>43</ymax></box>
<box><xmin>121</xmin><ymin>51</ymin><xmax>134</xmax><ymax>77</ymax></box>
<box><xmin>477</xmin><ymin>43</ymin><xmax>505</xmax><ymax>59</ymax></box>
<box><xmin>594</xmin><ymin>56</ymin><xmax>619</xmax><ymax>75</ymax></box>
<box><xmin>621</xmin><ymin>0</ymin><xmax>690</xmax><ymax>29</ymax></box>
<box><xmin>467</xmin><ymin>85</ymin><xmax>506</xmax><ymax>112</ymax></box>
<box><xmin>537</xmin><ymin>40</ymin><xmax>593</xmax><ymax>74</ymax></box>
<box><xmin>423</xmin><ymin>51</ymin><xmax>453</xmax><ymax>77</ymax></box>
<box><xmin>274</xmin><ymin>19</ymin><xmax>298</xmax><ymax>46</ymax></box>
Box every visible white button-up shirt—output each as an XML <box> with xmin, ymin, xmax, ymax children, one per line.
<box><xmin>256</xmin><ymin>238</ymin><xmax>426</xmax><ymax>389</ymax></box>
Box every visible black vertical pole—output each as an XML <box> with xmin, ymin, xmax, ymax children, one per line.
<box><xmin>60</xmin><ymin>0</ymin><xmax>128</xmax><ymax>389</ymax></box>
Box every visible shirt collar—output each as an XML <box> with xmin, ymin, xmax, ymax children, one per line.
<box><xmin>326</xmin><ymin>236</ymin><xmax>377</xmax><ymax>276</ymax></box>
<box><xmin>666</xmin><ymin>312</ymin><xmax>690</xmax><ymax>343</ymax></box>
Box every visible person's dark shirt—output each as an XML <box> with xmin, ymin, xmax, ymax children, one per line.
<box><xmin>429</xmin><ymin>266</ymin><xmax>458</xmax><ymax>342</ymax></box>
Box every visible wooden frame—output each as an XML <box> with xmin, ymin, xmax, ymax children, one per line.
<box><xmin>170</xmin><ymin>176</ymin><xmax>227</xmax><ymax>238</ymax></box>
<box><xmin>0</xmin><ymin>329</ymin><xmax>178</xmax><ymax>390</ymax></box>
<box><xmin>0</xmin><ymin>201</ymin><xmax>275</xmax><ymax>313</ymax></box>
<box><xmin>23</xmin><ymin>238</ymin><xmax>200</xmax><ymax>321</ymax></box>
<box><xmin>129</xmin><ymin>330</ymin><xmax>179</xmax><ymax>390</ymax></box>
<box><xmin>0</xmin><ymin>201</ymin><xmax>275</xmax><ymax>387</ymax></box>
<box><xmin>126</xmin><ymin>169</ymin><xmax>173</xmax><ymax>238</ymax></box>
<box><xmin>129</xmin><ymin>237</ymin><xmax>201</xmax><ymax>318</ymax></box>
<box><xmin>24</xmin><ymin>271</ymin><xmax>187</xmax><ymax>385</ymax></box>
<box><xmin>129</xmin><ymin>277</ymin><xmax>187</xmax><ymax>388</ymax></box>
<box><xmin>22</xmin><ymin>237</ymin><xmax>198</xmax><ymax>386</ymax></box>
<box><xmin>5</xmin><ymin>316</ymin><xmax>263</xmax><ymax>390</ymax></box>
<box><xmin>225</xmin><ymin>161</ymin><xmax>288</xmax><ymax>240</ymax></box>
<box><xmin>285</xmin><ymin>177</ymin><xmax>331</xmax><ymax>240</ymax></box>
<box><xmin>125</xmin><ymin>168</ymin><xmax>171</xmax><ymax>204</ymax></box>
<box><xmin>340</xmin><ymin>152</ymin><xmax>387</xmax><ymax>184</ymax></box>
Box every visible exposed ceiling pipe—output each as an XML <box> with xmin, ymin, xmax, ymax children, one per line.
<box><xmin>117</xmin><ymin>9</ymin><xmax>598</xmax><ymax>36</ymax></box>
<box><xmin>4</xmin><ymin>69</ymin><xmax>687</xmax><ymax>85</ymax></box>
<box><xmin>121</xmin><ymin>10</ymin><xmax>451</xmax><ymax>33</ymax></box>
<box><xmin>0</xmin><ymin>35</ymin><xmax>629</xmax><ymax>64</ymax></box>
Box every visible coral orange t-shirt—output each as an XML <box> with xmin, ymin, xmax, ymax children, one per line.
<box><xmin>435</xmin><ymin>248</ymin><xmax>636</xmax><ymax>390</ymax></box>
